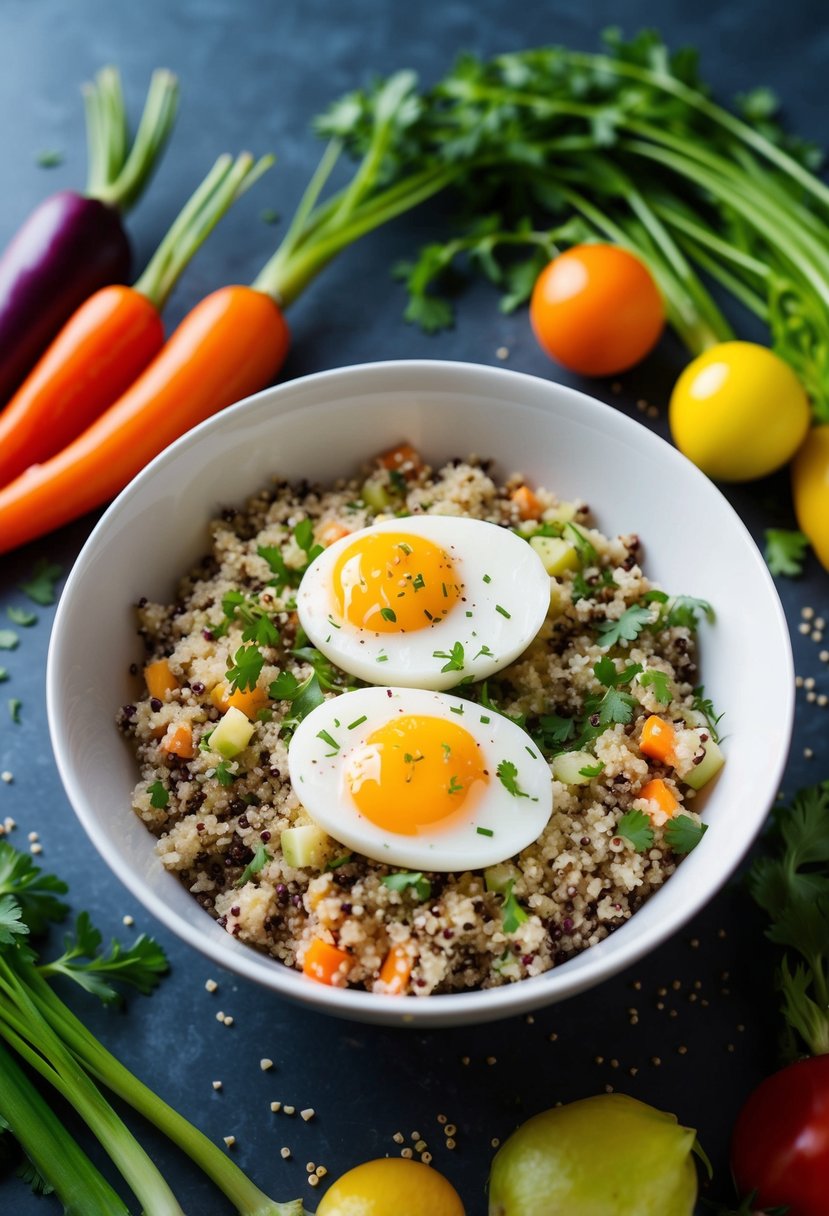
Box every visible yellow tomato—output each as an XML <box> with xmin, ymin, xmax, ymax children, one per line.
<box><xmin>792</xmin><ymin>424</ymin><xmax>829</xmax><ymax>572</ymax></box>
<box><xmin>669</xmin><ymin>342</ymin><xmax>810</xmax><ymax>482</ymax></box>
<box><xmin>316</xmin><ymin>1158</ymin><xmax>465</xmax><ymax>1216</ymax></box>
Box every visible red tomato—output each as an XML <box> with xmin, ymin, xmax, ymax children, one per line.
<box><xmin>731</xmin><ymin>1056</ymin><xmax>829</xmax><ymax>1215</ymax></box>
<box><xmin>529</xmin><ymin>243</ymin><xmax>664</xmax><ymax>377</ymax></box>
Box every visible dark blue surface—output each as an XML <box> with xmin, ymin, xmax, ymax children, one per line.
<box><xmin>0</xmin><ymin>1</ymin><xmax>827</xmax><ymax>1212</ymax></box>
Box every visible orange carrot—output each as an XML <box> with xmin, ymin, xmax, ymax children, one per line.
<box><xmin>378</xmin><ymin>944</ymin><xmax>412</xmax><ymax>995</ymax></box>
<box><xmin>211</xmin><ymin>682</ymin><xmax>269</xmax><ymax>719</ymax></box>
<box><xmin>302</xmin><ymin>938</ymin><xmax>353</xmax><ymax>987</ymax></box>
<box><xmin>0</xmin><ymin>155</ymin><xmax>271</xmax><ymax>488</ymax></box>
<box><xmin>160</xmin><ymin>722</ymin><xmax>194</xmax><ymax>759</ymax></box>
<box><xmin>639</xmin><ymin>715</ymin><xmax>677</xmax><ymax>765</ymax></box>
<box><xmin>640</xmin><ymin>777</ymin><xmax>679</xmax><ymax>817</ymax></box>
<box><xmin>0</xmin><ymin>286</ymin><xmax>289</xmax><ymax>555</ymax></box>
<box><xmin>144</xmin><ymin>659</ymin><xmax>179</xmax><ymax>701</ymax></box>
<box><xmin>512</xmin><ymin>484</ymin><xmax>542</xmax><ymax>521</ymax></box>
<box><xmin>378</xmin><ymin>442</ymin><xmax>422</xmax><ymax>475</ymax></box>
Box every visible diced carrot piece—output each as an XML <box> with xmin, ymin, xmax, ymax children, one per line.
<box><xmin>159</xmin><ymin>721</ymin><xmax>194</xmax><ymax>759</ymax></box>
<box><xmin>302</xmin><ymin>938</ymin><xmax>353</xmax><ymax>987</ymax></box>
<box><xmin>512</xmin><ymin>484</ymin><xmax>542</xmax><ymax>521</ymax></box>
<box><xmin>317</xmin><ymin>520</ymin><xmax>351</xmax><ymax>547</ymax></box>
<box><xmin>640</xmin><ymin>778</ymin><xmax>679</xmax><ymax>818</ymax></box>
<box><xmin>378</xmin><ymin>944</ymin><xmax>412</xmax><ymax>995</ymax></box>
<box><xmin>145</xmin><ymin>659</ymin><xmax>179</xmax><ymax>701</ymax></box>
<box><xmin>210</xmin><ymin>682</ymin><xmax>269</xmax><ymax>719</ymax></box>
<box><xmin>640</xmin><ymin>715</ymin><xmax>677</xmax><ymax>765</ymax></box>
<box><xmin>377</xmin><ymin>442</ymin><xmax>422</xmax><ymax>475</ymax></box>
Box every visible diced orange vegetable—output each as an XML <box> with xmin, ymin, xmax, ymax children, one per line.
<box><xmin>512</xmin><ymin>484</ymin><xmax>542</xmax><ymax>521</ymax></box>
<box><xmin>639</xmin><ymin>715</ymin><xmax>677</xmax><ymax>765</ymax></box>
<box><xmin>640</xmin><ymin>778</ymin><xmax>679</xmax><ymax>818</ymax></box>
<box><xmin>144</xmin><ymin>659</ymin><xmax>179</xmax><ymax>701</ymax></box>
<box><xmin>159</xmin><ymin>721</ymin><xmax>194</xmax><ymax>759</ymax></box>
<box><xmin>377</xmin><ymin>442</ymin><xmax>422</xmax><ymax>475</ymax></box>
<box><xmin>378</xmin><ymin>944</ymin><xmax>412</xmax><ymax>995</ymax></box>
<box><xmin>317</xmin><ymin>520</ymin><xmax>351</xmax><ymax>547</ymax></box>
<box><xmin>210</xmin><ymin>682</ymin><xmax>269</xmax><ymax>719</ymax></box>
<box><xmin>302</xmin><ymin>938</ymin><xmax>353</xmax><ymax>987</ymax></box>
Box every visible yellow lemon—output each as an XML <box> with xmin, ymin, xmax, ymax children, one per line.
<box><xmin>316</xmin><ymin>1158</ymin><xmax>465</xmax><ymax>1216</ymax></box>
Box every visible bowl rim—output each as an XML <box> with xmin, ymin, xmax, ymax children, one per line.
<box><xmin>47</xmin><ymin>357</ymin><xmax>795</xmax><ymax>1025</ymax></box>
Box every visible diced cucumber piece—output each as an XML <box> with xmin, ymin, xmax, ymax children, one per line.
<box><xmin>485</xmin><ymin>862</ymin><xmax>519</xmax><ymax>895</ymax></box>
<box><xmin>546</xmin><ymin>500</ymin><xmax>577</xmax><ymax>525</ymax></box>
<box><xmin>552</xmin><ymin>750</ymin><xmax>600</xmax><ymax>785</ymax></box>
<box><xmin>684</xmin><ymin>736</ymin><xmax>725</xmax><ymax>790</ymax></box>
<box><xmin>209</xmin><ymin>705</ymin><xmax>254</xmax><ymax>759</ymax></box>
<box><xmin>361</xmin><ymin>478</ymin><xmax>390</xmax><ymax>511</ymax></box>
<box><xmin>530</xmin><ymin>535</ymin><xmax>580</xmax><ymax>576</ymax></box>
<box><xmin>281</xmin><ymin>824</ymin><xmax>331</xmax><ymax>869</ymax></box>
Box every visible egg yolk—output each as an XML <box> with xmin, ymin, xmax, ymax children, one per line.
<box><xmin>345</xmin><ymin>715</ymin><xmax>488</xmax><ymax>834</ymax></box>
<box><xmin>332</xmin><ymin>531</ymin><xmax>462</xmax><ymax>633</ymax></box>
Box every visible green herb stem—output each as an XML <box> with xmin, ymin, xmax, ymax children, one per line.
<box><xmin>84</xmin><ymin>67</ymin><xmax>178</xmax><ymax>211</ymax></box>
<box><xmin>0</xmin><ymin>1040</ymin><xmax>129</xmax><ymax>1216</ymax></box>
<box><xmin>134</xmin><ymin>152</ymin><xmax>274</xmax><ymax>311</ymax></box>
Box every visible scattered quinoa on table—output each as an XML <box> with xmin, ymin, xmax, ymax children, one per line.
<box><xmin>119</xmin><ymin>443</ymin><xmax>722</xmax><ymax>996</ymax></box>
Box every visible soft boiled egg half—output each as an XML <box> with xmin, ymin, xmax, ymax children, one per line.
<box><xmin>287</xmin><ymin>686</ymin><xmax>553</xmax><ymax>871</ymax></box>
<box><xmin>296</xmin><ymin>515</ymin><xmax>551</xmax><ymax>691</ymax></box>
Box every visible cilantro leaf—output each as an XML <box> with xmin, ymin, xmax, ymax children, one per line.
<box><xmin>291</xmin><ymin>646</ymin><xmax>352</xmax><ymax>692</ymax></box>
<box><xmin>280</xmin><ymin>672</ymin><xmax>325</xmax><ymax>733</ymax></box>
<box><xmin>664</xmin><ymin>815</ymin><xmax>708</xmax><ymax>854</ymax></box>
<box><xmin>563</xmin><ymin>522</ymin><xmax>597</xmax><ymax>565</ymax></box>
<box><xmin>226</xmin><ymin>643</ymin><xmax>266</xmax><ymax>693</ymax></box>
<box><xmin>39</xmin><ymin>911</ymin><xmax>168</xmax><ymax>1002</ymax></box>
<box><xmin>665</xmin><ymin>596</ymin><xmax>715</xmax><ymax>631</ymax></box>
<box><xmin>148</xmin><ymin>781</ymin><xmax>169</xmax><ymax>809</ymax></box>
<box><xmin>235</xmin><ymin>845</ymin><xmax>271</xmax><ymax>887</ymax></box>
<box><xmin>294</xmin><ymin>519</ymin><xmax>324</xmax><ymax>564</ymax></box>
<box><xmin>0</xmin><ymin>630</ymin><xmax>19</xmax><ymax>650</ymax></box>
<box><xmin>19</xmin><ymin>560</ymin><xmax>62</xmax><ymax>606</ymax></box>
<box><xmin>616</xmin><ymin>809</ymin><xmax>655</xmax><ymax>853</ymax></box>
<box><xmin>692</xmin><ymin>686</ymin><xmax>724</xmax><ymax>743</ymax></box>
<box><xmin>6</xmin><ymin>606</ymin><xmax>36</xmax><ymax>627</ymax></box>
<box><xmin>496</xmin><ymin>759</ymin><xmax>533</xmax><ymax>799</ymax></box>
<box><xmin>578</xmin><ymin>761</ymin><xmax>605</xmax><ymax>778</ymax></box>
<box><xmin>0</xmin><ymin>895</ymin><xmax>28</xmax><ymax>945</ymax></box>
<box><xmin>533</xmin><ymin>712</ymin><xmax>576</xmax><ymax>753</ymax></box>
<box><xmin>269</xmin><ymin>671</ymin><xmax>301</xmax><ymax>700</ymax></box>
<box><xmin>0</xmin><ymin>843</ymin><xmax>69</xmax><ymax>933</ymax></box>
<box><xmin>764</xmin><ymin>528</ymin><xmax>810</xmax><ymax>577</ymax></box>
<box><xmin>382</xmin><ymin>871</ymin><xmax>432</xmax><ymax>901</ymax></box>
<box><xmin>597</xmin><ymin>604</ymin><xmax>652</xmax><ymax>649</ymax></box>
<box><xmin>258</xmin><ymin>543</ymin><xmax>295</xmax><ymax>588</ymax></box>
<box><xmin>215</xmin><ymin>761</ymin><xmax>236</xmax><ymax>787</ymax></box>
<box><xmin>501</xmin><ymin>880</ymin><xmax>529</xmax><ymax>934</ymax></box>
<box><xmin>639</xmin><ymin>669</ymin><xmax>672</xmax><ymax>705</ymax></box>
<box><xmin>433</xmin><ymin>641</ymin><xmax>465</xmax><ymax>673</ymax></box>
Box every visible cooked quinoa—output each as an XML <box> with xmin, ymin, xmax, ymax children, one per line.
<box><xmin>120</xmin><ymin>450</ymin><xmax>717</xmax><ymax>996</ymax></box>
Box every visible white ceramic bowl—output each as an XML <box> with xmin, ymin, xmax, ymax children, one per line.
<box><xmin>47</xmin><ymin>360</ymin><xmax>794</xmax><ymax>1027</ymax></box>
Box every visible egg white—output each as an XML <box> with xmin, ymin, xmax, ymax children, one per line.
<box><xmin>296</xmin><ymin>515</ymin><xmax>550</xmax><ymax>691</ymax></box>
<box><xmin>287</xmin><ymin>686</ymin><xmax>554</xmax><ymax>872</ymax></box>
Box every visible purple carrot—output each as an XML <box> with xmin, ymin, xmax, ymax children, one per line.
<box><xmin>0</xmin><ymin>67</ymin><xmax>177</xmax><ymax>404</ymax></box>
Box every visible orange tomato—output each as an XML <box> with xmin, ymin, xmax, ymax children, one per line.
<box><xmin>529</xmin><ymin>244</ymin><xmax>664</xmax><ymax>377</ymax></box>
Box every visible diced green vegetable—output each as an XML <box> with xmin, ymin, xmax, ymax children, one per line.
<box><xmin>683</xmin><ymin>734</ymin><xmax>725</xmax><ymax>791</ymax></box>
<box><xmin>361</xmin><ymin>478</ymin><xmax>390</xmax><ymax>512</ymax></box>
<box><xmin>281</xmin><ymin>824</ymin><xmax>331</xmax><ymax>870</ymax></box>
<box><xmin>552</xmin><ymin>750</ymin><xmax>600</xmax><ymax>785</ymax></box>
<box><xmin>484</xmin><ymin>862</ymin><xmax>519</xmax><ymax>895</ymax></box>
<box><xmin>529</xmin><ymin>535</ymin><xmax>580</xmax><ymax>576</ymax></box>
<box><xmin>546</xmin><ymin>501</ymin><xmax>578</xmax><ymax>525</ymax></box>
<box><xmin>208</xmin><ymin>706</ymin><xmax>254</xmax><ymax>759</ymax></box>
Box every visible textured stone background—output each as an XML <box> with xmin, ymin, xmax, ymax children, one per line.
<box><xmin>0</xmin><ymin>1</ymin><xmax>826</xmax><ymax>1211</ymax></box>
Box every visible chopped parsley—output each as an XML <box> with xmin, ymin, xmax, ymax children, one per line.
<box><xmin>433</xmin><ymin>641</ymin><xmax>465</xmax><ymax>673</ymax></box>
<box><xmin>616</xmin><ymin>809</ymin><xmax>655</xmax><ymax>853</ymax></box>
<box><xmin>501</xmin><ymin>880</ymin><xmax>529</xmax><ymax>934</ymax></box>
<box><xmin>280</xmin><ymin>672</ymin><xmax>325</xmax><ymax>731</ymax></box>
<box><xmin>664</xmin><ymin>815</ymin><xmax>708</xmax><ymax>854</ymax></box>
<box><xmin>219</xmin><ymin>590</ymin><xmax>280</xmax><ymax>648</ymax></box>
<box><xmin>235</xmin><ymin>845</ymin><xmax>272</xmax><ymax>887</ymax></box>
<box><xmin>19</xmin><ymin>560</ymin><xmax>62</xmax><ymax>605</ymax></box>
<box><xmin>578</xmin><ymin>761</ymin><xmax>605</xmax><ymax>778</ymax></box>
<box><xmin>291</xmin><ymin>646</ymin><xmax>351</xmax><ymax>692</ymax></box>
<box><xmin>496</xmin><ymin>760</ymin><xmax>533</xmax><ymax>799</ymax></box>
<box><xmin>448</xmin><ymin>775</ymin><xmax>464</xmax><ymax>795</ymax></box>
<box><xmin>389</xmin><ymin>469</ymin><xmax>408</xmax><ymax>494</ymax></box>
<box><xmin>8</xmin><ymin>700</ymin><xmax>21</xmax><ymax>725</ymax></box>
<box><xmin>6</xmin><ymin>606</ymin><xmax>36</xmax><ymax>627</ymax></box>
<box><xmin>412</xmin><ymin>573</ymin><xmax>426</xmax><ymax>591</ymax></box>
<box><xmin>0</xmin><ymin>631</ymin><xmax>19</xmax><ymax>651</ymax></box>
<box><xmin>665</xmin><ymin>596</ymin><xmax>715</xmax><ymax>631</ymax></box>
<box><xmin>534</xmin><ymin>713</ymin><xmax>576</xmax><ymax>752</ymax></box>
<box><xmin>215</xmin><ymin>761</ymin><xmax>237</xmax><ymax>787</ymax></box>
<box><xmin>597</xmin><ymin>604</ymin><xmax>652</xmax><ymax>649</ymax></box>
<box><xmin>564</xmin><ymin>522</ymin><xmax>597</xmax><ymax>565</ymax></box>
<box><xmin>226</xmin><ymin>643</ymin><xmax>266</xmax><ymax>693</ymax></box>
<box><xmin>764</xmin><ymin>529</ymin><xmax>810</xmax><ymax>577</ymax></box>
<box><xmin>147</xmin><ymin>781</ymin><xmax>169</xmax><ymax>809</ymax></box>
<box><xmin>380</xmin><ymin>607</ymin><xmax>397</xmax><ymax>623</ymax></box>
<box><xmin>639</xmin><ymin>669</ymin><xmax>672</xmax><ymax>705</ymax></box>
<box><xmin>269</xmin><ymin>671</ymin><xmax>301</xmax><ymax>700</ymax></box>
<box><xmin>692</xmin><ymin>686</ymin><xmax>724</xmax><ymax>743</ymax></box>
<box><xmin>382</xmin><ymin>871</ymin><xmax>431</xmax><ymax>901</ymax></box>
